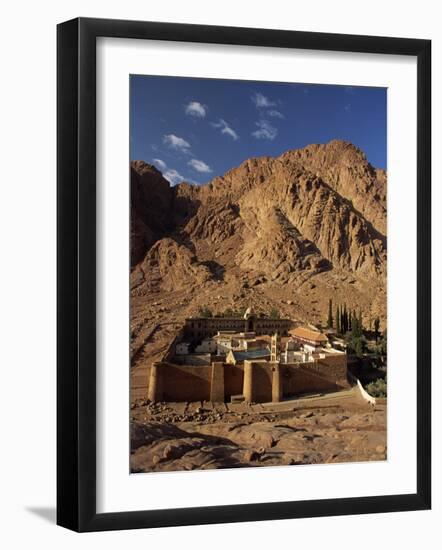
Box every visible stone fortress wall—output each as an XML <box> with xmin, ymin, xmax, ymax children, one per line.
<box><xmin>147</xmin><ymin>358</ymin><xmax>348</xmax><ymax>403</ymax></box>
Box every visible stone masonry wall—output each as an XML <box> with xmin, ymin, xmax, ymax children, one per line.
<box><xmin>282</xmin><ymin>361</ymin><xmax>348</xmax><ymax>397</ymax></box>
<box><xmin>251</xmin><ymin>363</ymin><xmax>274</xmax><ymax>402</ymax></box>
<box><xmin>223</xmin><ymin>364</ymin><xmax>244</xmax><ymax>400</ymax></box>
<box><xmin>154</xmin><ymin>363</ymin><xmax>212</xmax><ymax>402</ymax></box>
<box><xmin>148</xmin><ymin>356</ymin><xmax>348</xmax><ymax>403</ymax></box>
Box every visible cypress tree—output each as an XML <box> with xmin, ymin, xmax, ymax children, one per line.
<box><xmin>374</xmin><ymin>317</ymin><xmax>380</xmax><ymax>342</ymax></box>
<box><xmin>327</xmin><ymin>298</ymin><xmax>333</xmax><ymax>328</ymax></box>
<box><xmin>335</xmin><ymin>305</ymin><xmax>340</xmax><ymax>333</ymax></box>
<box><xmin>350</xmin><ymin>313</ymin><xmax>357</xmax><ymax>338</ymax></box>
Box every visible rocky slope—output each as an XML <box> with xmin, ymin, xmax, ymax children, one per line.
<box><xmin>281</xmin><ymin>140</ymin><xmax>387</xmax><ymax>235</ymax></box>
<box><xmin>130</xmin><ymin>395</ymin><xmax>387</xmax><ymax>472</ymax></box>
<box><xmin>131</xmin><ymin>161</ymin><xmax>174</xmax><ymax>266</ymax></box>
<box><xmin>130</xmin><ymin>140</ymin><xmax>387</xmax><ymax>387</ymax></box>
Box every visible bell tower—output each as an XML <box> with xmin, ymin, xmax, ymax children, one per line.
<box><xmin>271</xmin><ymin>332</ymin><xmax>279</xmax><ymax>362</ymax></box>
<box><xmin>243</xmin><ymin>306</ymin><xmax>254</xmax><ymax>333</ymax></box>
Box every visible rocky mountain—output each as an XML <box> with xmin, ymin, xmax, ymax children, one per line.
<box><xmin>129</xmin><ymin>140</ymin><xmax>387</xmax><ymax>377</ymax></box>
<box><xmin>281</xmin><ymin>140</ymin><xmax>386</xmax><ymax>235</ymax></box>
<box><xmin>131</xmin><ymin>160</ymin><xmax>174</xmax><ymax>266</ymax></box>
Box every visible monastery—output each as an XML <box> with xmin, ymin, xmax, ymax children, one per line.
<box><xmin>147</xmin><ymin>309</ymin><xmax>348</xmax><ymax>404</ymax></box>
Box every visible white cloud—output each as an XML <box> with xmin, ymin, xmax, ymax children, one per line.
<box><xmin>252</xmin><ymin>120</ymin><xmax>278</xmax><ymax>141</ymax></box>
<box><xmin>188</xmin><ymin>158</ymin><xmax>212</xmax><ymax>173</ymax></box>
<box><xmin>185</xmin><ymin>101</ymin><xmax>207</xmax><ymax>118</ymax></box>
<box><xmin>163</xmin><ymin>169</ymin><xmax>185</xmax><ymax>186</ymax></box>
<box><xmin>252</xmin><ymin>94</ymin><xmax>284</xmax><ymax>120</ymax></box>
<box><xmin>163</xmin><ymin>134</ymin><xmax>191</xmax><ymax>152</ymax></box>
<box><xmin>151</xmin><ymin>156</ymin><xmax>189</xmax><ymax>185</ymax></box>
<box><xmin>252</xmin><ymin>92</ymin><xmax>276</xmax><ymax>108</ymax></box>
<box><xmin>267</xmin><ymin>109</ymin><xmax>284</xmax><ymax>119</ymax></box>
<box><xmin>212</xmin><ymin>119</ymin><xmax>239</xmax><ymax>141</ymax></box>
<box><xmin>152</xmin><ymin>158</ymin><xmax>167</xmax><ymax>170</ymax></box>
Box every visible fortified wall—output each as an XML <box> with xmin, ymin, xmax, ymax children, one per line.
<box><xmin>147</xmin><ymin>357</ymin><xmax>348</xmax><ymax>403</ymax></box>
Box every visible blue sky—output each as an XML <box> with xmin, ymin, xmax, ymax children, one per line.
<box><xmin>130</xmin><ymin>75</ymin><xmax>387</xmax><ymax>186</ymax></box>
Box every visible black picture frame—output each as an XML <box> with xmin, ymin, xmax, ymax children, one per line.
<box><xmin>57</xmin><ymin>17</ymin><xmax>431</xmax><ymax>532</ymax></box>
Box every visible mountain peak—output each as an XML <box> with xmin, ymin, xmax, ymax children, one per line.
<box><xmin>281</xmin><ymin>139</ymin><xmax>368</xmax><ymax>166</ymax></box>
<box><xmin>131</xmin><ymin>160</ymin><xmax>163</xmax><ymax>177</ymax></box>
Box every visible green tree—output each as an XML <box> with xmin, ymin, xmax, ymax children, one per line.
<box><xmin>327</xmin><ymin>298</ymin><xmax>333</xmax><ymax>328</ymax></box>
<box><xmin>379</xmin><ymin>329</ymin><xmax>387</xmax><ymax>355</ymax></box>
<box><xmin>351</xmin><ymin>309</ymin><xmax>363</xmax><ymax>339</ymax></box>
<box><xmin>270</xmin><ymin>308</ymin><xmax>280</xmax><ymax>319</ymax></box>
<box><xmin>199</xmin><ymin>306</ymin><xmax>213</xmax><ymax>318</ymax></box>
<box><xmin>335</xmin><ymin>305</ymin><xmax>340</xmax><ymax>333</ymax></box>
<box><xmin>366</xmin><ymin>377</ymin><xmax>387</xmax><ymax>398</ymax></box>
<box><xmin>354</xmin><ymin>337</ymin><xmax>364</xmax><ymax>358</ymax></box>
<box><xmin>346</xmin><ymin>332</ymin><xmax>366</xmax><ymax>358</ymax></box>
<box><xmin>343</xmin><ymin>304</ymin><xmax>348</xmax><ymax>333</ymax></box>
<box><xmin>350</xmin><ymin>314</ymin><xmax>358</xmax><ymax>339</ymax></box>
<box><xmin>374</xmin><ymin>317</ymin><xmax>381</xmax><ymax>342</ymax></box>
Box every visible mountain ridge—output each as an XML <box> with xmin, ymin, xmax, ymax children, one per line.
<box><xmin>130</xmin><ymin>140</ymin><xmax>387</xmax><ymax>369</ymax></box>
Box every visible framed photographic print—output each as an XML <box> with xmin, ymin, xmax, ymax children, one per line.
<box><xmin>57</xmin><ymin>17</ymin><xmax>431</xmax><ymax>532</ymax></box>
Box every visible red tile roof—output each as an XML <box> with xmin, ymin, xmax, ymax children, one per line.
<box><xmin>289</xmin><ymin>327</ymin><xmax>328</xmax><ymax>343</ymax></box>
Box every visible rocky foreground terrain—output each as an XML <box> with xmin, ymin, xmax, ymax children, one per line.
<box><xmin>130</xmin><ymin>140</ymin><xmax>387</xmax><ymax>402</ymax></box>
<box><xmin>130</xmin><ymin>391</ymin><xmax>387</xmax><ymax>472</ymax></box>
